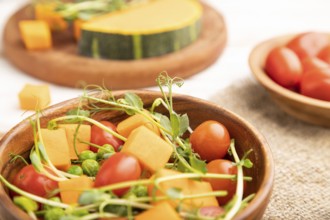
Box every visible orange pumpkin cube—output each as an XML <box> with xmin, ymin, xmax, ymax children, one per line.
<box><xmin>19</xmin><ymin>20</ymin><xmax>52</xmax><ymax>50</ymax></box>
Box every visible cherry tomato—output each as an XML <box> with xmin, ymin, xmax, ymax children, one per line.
<box><xmin>318</xmin><ymin>45</ymin><xmax>330</xmax><ymax>64</ymax></box>
<box><xmin>301</xmin><ymin>57</ymin><xmax>329</xmax><ymax>73</ymax></box>
<box><xmin>90</xmin><ymin>121</ymin><xmax>124</xmax><ymax>152</ymax></box>
<box><xmin>199</xmin><ymin>206</ymin><xmax>224</xmax><ymax>218</ymax></box>
<box><xmin>265</xmin><ymin>46</ymin><xmax>302</xmax><ymax>89</ymax></box>
<box><xmin>12</xmin><ymin>165</ymin><xmax>58</xmax><ymax>198</ymax></box>
<box><xmin>286</xmin><ymin>32</ymin><xmax>329</xmax><ymax>60</ymax></box>
<box><xmin>204</xmin><ymin>159</ymin><xmax>238</xmax><ymax>205</ymax></box>
<box><xmin>94</xmin><ymin>152</ymin><xmax>141</xmax><ymax>196</ymax></box>
<box><xmin>190</xmin><ymin>120</ymin><xmax>230</xmax><ymax>161</ymax></box>
<box><xmin>300</xmin><ymin>67</ymin><xmax>330</xmax><ymax>101</ymax></box>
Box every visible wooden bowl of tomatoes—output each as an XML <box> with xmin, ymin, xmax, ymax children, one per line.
<box><xmin>249</xmin><ymin>32</ymin><xmax>330</xmax><ymax>127</ymax></box>
<box><xmin>0</xmin><ymin>87</ymin><xmax>274</xmax><ymax>220</ymax></box>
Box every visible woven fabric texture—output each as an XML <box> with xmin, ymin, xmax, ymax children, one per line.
<box><xmin>212</xmin><ymin>78</ymin><xmax>330</xmax><ymax>220</ymax></box>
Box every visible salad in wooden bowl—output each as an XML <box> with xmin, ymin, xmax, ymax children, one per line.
<box><xmin>0</xmin><ymin>74</ymin><xmax>274</xmax><ymax>219</ymax></box>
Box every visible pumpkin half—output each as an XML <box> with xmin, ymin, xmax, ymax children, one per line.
<box><xmin>79</xmin><ymin>0</ymin><xmax>203</xmax><ymax>60</ymax></box>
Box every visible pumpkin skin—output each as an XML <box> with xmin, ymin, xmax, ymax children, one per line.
<box><xmin>78</xmin><ymin>0</ymin><xmax>203</xmax><ymax>60</ymax></box>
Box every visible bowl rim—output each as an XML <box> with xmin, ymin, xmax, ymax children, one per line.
<box><xmin>249</xmin><ymin>33</ymin><xmax>330</xmax><ymax>109</ymax></box>
<box><xmin>189</xmin><ymin>93</ymin><xmax>275</xmax><ymax>219</ymax></box>
<box><xmin>0</xmin><ymin>90</ymin><xmax>275</xmax><ymax>219</ymax></box>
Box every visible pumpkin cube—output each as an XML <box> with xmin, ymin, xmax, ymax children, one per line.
<box><xmin>121</xmin><ymin>126</ymin><xmax>172</xmax><ymax>172</ymax></box>
<box><xmin>117</xmin><ymin>113</ymin><xmax>160</xmax><ymax>138</ymax></box>
<box><xmin>59</xmin><ymin>175</ymin><xmax>93</xmax><ymax>204</ymax></box>
<box><xmin>18</xmin><ymin>84</ymin><xmax>51</xmax><ymax>110</ymax></box>
<box><xmin>149</xmin><ymin>169</ymin><xmax>219</xmax><ymax>210</ymax></box>
<box><xmin>19</xmin><ymin>20</ymin><xmax>52</xmax><ymax>50</ymax></box>
<box><xmin>73</xmin><ymin>19</ymin><xmax>85</xmax><ymax>41</ymax></box>
<box><xmin>58</xmin><ymin>124</ymin><xmax>91</xmax><ymax>159</ymax></box>
<box><xmin>135</xmin><ymin>202</ymin><xmax>182</xmax><ymax>220</ymax></box>
<box><xmin>39</xmin><ymin>128</ymin><xmax>71</xmax><ymax>170</ymax></box>
<box><xmin>34</xmin><ymin>3</ymin><xmax>68</xmax><ymax>31</ymax></box>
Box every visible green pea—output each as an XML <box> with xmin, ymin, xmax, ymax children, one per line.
<box><xmin>44</xmin><ymin>207</ymin><xmax>65</xmax><ymax>220</ymax></box>
<box><xmin>82</xmin><ymin>159</ymin><xmax>99</xmax><ymax>177</ymax></box>
<box><xmin>67</xmin><ymin>165</ymin><xmax>83</xmax><ymax>176</ymax></box>
<box><xmin>13</xmin><ymin>196</ymin><xmax>38</xmax><ymax>212</ymax></box>
<box><xmin>97</xmin><ymin>144</ymin><xmax>115</xmax><ymax>160</ymax></box>
<box><xmin>79</xmin><ymin>150</ymin><xmax>97</xmax><ymax>161</ymax></box>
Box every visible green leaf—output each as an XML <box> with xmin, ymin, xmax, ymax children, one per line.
<box><xmin>13</xmin><ymin>196</ymin><xmax>38</xmax><ymax>212</ymax></box>
<box><xmin>122</xmin><ymin>93</ymin><xmax>143</xmax><ymax>115</ymax></box>
<box><xmin>170</xmin><ymin>113</ymin><xmax>180</xmax><ymax>138</ymax></box>
<box><xmin>178</xmin><ymin>114</ymin><xmax>189</xmax><ymax>136</ymax></box>
<box><xmin>242</xmin><ymin>159</ymin><xmax>253</xmax><ymax>168</ymax></box>
<box><xmin>64</xmin><ymin>108</ymin><xmax>91</xmax><ymax>123</ymax></box>
<box><xmin>29</xmin><ymin>150</ymin><xmax>43</xmax><ymax>172</ymax></box>
<box><xmin>125</xmin><ymin>93</ymin><xmax>143</xmax><ymax>109</ymax></box>
<box><xmin>159</xmin><ymin>115</ymin><xmax>172</xmax><ymax>133</ymax></box>
<box><xmin>67</xmin><ymin>108</ymin><xmax>90</xmax><ymax>117</ymax></box>
<box><xmin>166</xmin><ymin>187</ymin><xmax>183</xmax><ymax>200</ymax></box>
<box><xmin>176</xmin><ymin>160</ymin><xmax>189</xmax><ymax>173</ymax></box>
<box><xmin>189</xmin><ymin>155</ymin><xmax>207</xmax><ymax>174</ymax></box>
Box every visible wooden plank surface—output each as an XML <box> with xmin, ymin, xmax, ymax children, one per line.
<box><xmin>3</xmin><ymin>2</ymin><xmax>227</xmax><ymax>89</ymax></box>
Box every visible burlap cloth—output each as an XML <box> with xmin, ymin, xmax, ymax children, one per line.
<box><xmin>211</xmin><ymin>78</ymin><xmax>330</xmax><ymax>220</ymax></box>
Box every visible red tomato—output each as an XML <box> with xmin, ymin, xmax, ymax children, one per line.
<box><xmin>199</xmin><ymin>206</ymin><xmax>224</xmax><ymax>218</ymax></box>
<box><xmin>301</xmin><ymin>57</ymin><xmax>329</xmax><ymax>73</ymax></box>
<box><xmin>94</xmin><ymin>152</ymin><xmax>141</xmax><ymax>196</ymax></box>
<box><xmin>90</xmin><ymin>121</ymin><xmax>124</xmax><ymax>152</ymax></box>
<box><xmin>204</xmin><ymin>159</ymin><xmax>238</xmax><ymax>205</ymax></box>
<box><xmin>190</xmin><ymin>120</ymin><xmax>230</xmax><ymax>161</ymax></box>
<box><xmin>300</xmin><ymin>67</ymin><xmax>330</xmax><ymax>101</ymax></box>
<box><xmin>286</xmin><ymin>32</ymin><xmax>329</xmax><ymax>60</ymax></box>
<box><xmin>12</xmin><ymin>165</ymin><xmax>58</xmax><ymax>198</ymax></box>
<box><xmin>265</xmin><ymin>46</ymin><xmax>302</xmax><ymax>89</ymax></box>
<box><xmin>318</xmin><ymin>45</ymin><xmax>330</xmax><ymax>64</ymax></box>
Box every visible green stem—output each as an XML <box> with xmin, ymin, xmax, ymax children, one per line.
<box><xmin>161</xmin><ymin>132</ymin><xmax>200</xmax><ymax>174</ymax></box>
<box><xmin>223</xmin><ymin>140</ymin><xmax>245</xmax><ymax>220</ymax></box>
<box><xmin>133</xmin><ymin>190</ymin><xmax>227</xmax><ymax>203</ymax></box>
<box><xmin>27</xmin><ymin>211</ymin><xmax>37</xmax><ymax>220</ymax></box>
<box><xmin>48</xmin><ymin>115</ymin><xmax>127</xmax><ymax>142</ymax></box>
<box><xmin>35</xmin><ymin>113</ymin><xmax>67</xmax><ymax>180</ymax></box>
<box><xmin>83</xmin><ymin>95</ymin><xmax>172</xmax><ymax>135</ymax></box>
<box><xmin>99</xmin><ymin>179</ymin><xmax>152</xmax><ymax>192</ymax></box>
<box><xmin>99</xmin><ymin>198</ymin><xmax>152</xmax><ymax>210</ymax></box>
<box><xmin>80</xmin><ymin>212</ymin><xmax>118</xmax><ymax>220</ymax></box>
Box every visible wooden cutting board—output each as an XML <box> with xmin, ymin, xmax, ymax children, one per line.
<box><xmin>3</xmin><ymin>2</ymin><xmax>227</xmax><ymax>90</ymax></box>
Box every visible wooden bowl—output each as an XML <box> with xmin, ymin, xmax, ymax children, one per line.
<box><xmin>249</xmin><ymin>34</ymin><xmax>330</xmax><ymax>127</ymax></box>
<box><xmin>0</xmin><ymin>90</ymin><xmax>274</xmax><ymax>219</ymax></box>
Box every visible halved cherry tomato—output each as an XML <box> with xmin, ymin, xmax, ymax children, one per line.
<box><xmin>265</xmin><ymin>46</ymin><xmax>302</xmax><ymax>89</ymax></box>
<box><xmin>301</xmin><ymin>57</ymin><xmax>329</xmax><ymax>73</ymax></box>
<box><xmin>300</xmin><ymin>67</ymin><xmax>330</xmax><ymax>101</ymax></box>
<box><xmin>204</xmin><ymin>159</ymin><xmax>238</xmax><ymax>205</ymax></box>
<box><xmin>94</xmin><ymin>152</ymin><xmax>141</xmax><ymax>197</ymax></box>
<box><xmin>190</xmin><ymin>120</ymin><xmax>230</xmax><ymax>161</ymax></box>
<box><xmin>317</xmin><ymin>45</ymin><xmax>330</xmax><ymax>64</ymax></box>
<box><xmin>286</xmin><ymin>32</ymin><xmax>329</xmax><ymax>60</ymax></box>
<box><xmin>12</xmin><ymin>165</ymin><xmax>58</xmax><ymax>198</ymax></box>
<box><xmin>90</xmin><ymin>121</ymin><xmax>124</xmax><ymax>152</ymax></box>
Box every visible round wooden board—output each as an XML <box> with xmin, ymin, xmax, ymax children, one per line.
<box><xmin>3</xmin><ymin>2</ymin><xmax>227</xmax><ymax>89</ymax></box>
